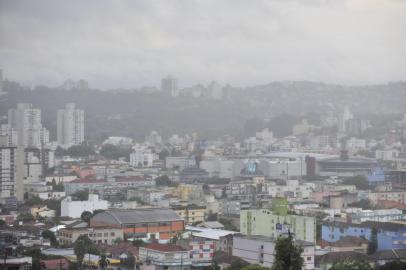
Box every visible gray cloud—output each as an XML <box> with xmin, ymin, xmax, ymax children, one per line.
<box><xmin>1</xmin><ymin>0</ymin><xmax>405</xmax><ymax>89</ymax></box>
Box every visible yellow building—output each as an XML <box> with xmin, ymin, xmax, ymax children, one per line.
<box><xmin>172</xmin><ymin>184</ymin><xmax>202</xmax><ymax>202</ymax></box>
<box><xmin>172</xmin><ymin>204</ymin><xmax>206</xmax><ymax>224</ymax></box>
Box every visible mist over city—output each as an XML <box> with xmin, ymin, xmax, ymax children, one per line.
<box><xmin>1</xmin><ymin>1</ymin><xmax>406</xmax><ymax>270</ymax></box>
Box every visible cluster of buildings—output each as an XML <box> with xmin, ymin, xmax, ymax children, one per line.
<box><xmin>0</xmin><ymin>103</ymin><xmax>84</xmax><ymax>204</ymax></box>
<box><xmin>1</xmin><ymin>84</ymin><xmax>406</xmax><ymax>269</ymax></box>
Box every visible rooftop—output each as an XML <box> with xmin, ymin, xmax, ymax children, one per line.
<box><xmin>67</xmin><ymin>178</ymin><xmax>107</xmax><ymax>184</ymax></box>
<box><xmin>91</xmin><ymin>208</ymin><xmax>183</xmax><ymax>225</ymax></box>
<box><xmin>143</xmin><ymin>243</ymin><xmax>186</xmax><ymax>252</ymax></box>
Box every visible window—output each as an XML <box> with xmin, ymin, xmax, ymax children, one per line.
<box><xmin>307</xmin><ymin>257</ymin><xmax>312</xmax><ymax>261</ymax></box>
<box><xmin>104</xmin><ymin>233</ymin><xmax>108</xmax><ymax>237</ymax></box>
<box><xmin>97</xmin><ymin>233</ymin><xmax>102</xmax><ymax>237</ymax></box>
<box><xmin>110</xmin><ymin>232</ymin><xmax>115</xmax><ymax>237</ymax></box>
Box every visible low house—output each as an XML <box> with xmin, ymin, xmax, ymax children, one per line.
<box><xmin>315</xmin><ymin>251</ymin><xmax>370</xmax><ymax>270</ymax></box>
<box><xmin>232</xmin><ymin>235</ymin><xmax>315</xmax><ymax>270</ymax></box>
<box><xmin>139</xmin><ymin>243</ymin><xmax>191</xmax><ymax>270</ymax></box>
<box><xmin>319</xmin><ymin>236</ymin><xmax>369</xmax><ymax>253</ymax></box>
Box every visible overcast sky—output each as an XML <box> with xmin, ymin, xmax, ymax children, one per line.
<box><xmin>1</xmin><ymin>0</ymin><xmax>405</xmax><ymax>89</ymax></box>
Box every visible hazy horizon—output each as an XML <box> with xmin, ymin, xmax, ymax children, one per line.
<box><xmin>1</xmin><ymin>0</ymin><xmax>406</xmax><ymax>89</ymax></box>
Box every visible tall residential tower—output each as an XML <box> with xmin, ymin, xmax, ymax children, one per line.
<box><xmin>57</xmin><ymin>103</ymin><xmax>84</xmax><ymax>147</ymax></box>
<box><xmin>8</xmin><ymin>103</ymin><xmax>49</xmax><ymax>148</ymax></box>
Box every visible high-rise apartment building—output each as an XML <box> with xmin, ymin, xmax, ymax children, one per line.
<box><xmin>161</xmin><ymin>75</ymin><xmax>179</xmax><ymax>97</ymax></box>
<box><xmin>8</xmin><ymin>103</ymin><xmax>49</xmax><ymax>148</ymax></box>
<box><xmin>57</xmin><ymin>103</ymin><xmax>84</xmax><ymax>147</ymax></box>
<box><xmin>0</xmin><ymin>69</ymin><xmax>4</xmax><ymax>95</ymax></box>
<box><xmin>0</xmin><ymin>135</ymin><xmax>24</xmax><ymax>202</ymax></box>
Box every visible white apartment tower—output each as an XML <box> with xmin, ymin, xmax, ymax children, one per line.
<box><xmin>0</xmin><ymin>135</ymin><xmax>24</xmax><ymax>202</ymax></box>
<box><xmin>8</xmin><ymin>103</ymin><xmax>49</xmax><ymax>148</ymax></box>
<box><xmin>161</xmin><ymin>75</ymin><xmax>179</xmax><ymax>97</ymax></box>
<box><xmin>0</xmin><ymin>69</ymin><xmax>4</xmax><ymax>95</ymax></box>
<box><xmin>57</xmin><ymin>103</ymin><xmax>84</xmax><ymax>147</ymax></box>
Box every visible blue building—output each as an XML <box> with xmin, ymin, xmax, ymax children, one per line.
<box><xmin>367</xmin><ymin>166</ymin><xmax>385</xmax><ymax>185</ymax></box>
<box><xmin>322</xmin><ymin>221</ymin><xmax>406</xmax><ymax>251</ymax></box>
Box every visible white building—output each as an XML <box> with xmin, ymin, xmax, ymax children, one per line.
<box><xmin>61</xmin><ymin>194</ymin><xmax>108</xmax><ymax>218</ymax></box>
<box><xmin>0</xmin><ymin>69</ymin><xmax>3</xmax><ymax>95</ymax></box>
<box><xmin>103</xmin><ymin>136</ymin><xmax>133</xmax><ymax>146</ymax></box>
<box><xmin>161</xmin><ymin>75</ymin><xmax>179</xmax><ymax>97</ymax></box>
<box><xmin>200</xmin><ymin>158</ymin><xmax>234</xmax><ymax>179</ymax></box>
<box><xmin>338</xmin><ymin>106</ymin><xmax>353</xmax><ymax>134</ymax></box>
<box><xmin>207</xmin><ymin>81</ymin><xmax>223</xmax><ymax>100</ymax></box>
<box><xmin>0</xmin><ymin>124</ymin><xmax>18</xmax><ymax>146</ymax></box>
<box><xmin>165</xmin><ymin>156</ymin><xmax>196</xmax><ymax>170</ymax></box>
<box><xmin>130</xmin><ymin>146</ymin><xmax>157</xmax><ymax>167</ymax></box>
<box><xmin>232</xmin><ymin>235</ymin><xmax>315</xmax><ymax>269</ymax></box>
<box><xmin>375</xmin><ymin>149</ymin><xmax>399</xmax><ymax>161</ymax></box>
<box><xmin>0</xmin><ymin>136</ymin><xmax>24</xmax><ymax>202</ymax></box>
<box><xmin>146</xmin><ymin>131</ymin><xmax>163</xmax><ymax>147</ymax></box>
<box><xmin>346</xmin><ymin>137</ymin><xmax>366</xmax><ymax>150</ymax></box>
<box><xmin>57</xmin><ymin>103</ymin><xmax>84</xmax><ymax>147</ymax></box>
<box><xmin>8</xmin><ymin>103</ymin><xmax>49</xmax><ymax>147</ymax></box>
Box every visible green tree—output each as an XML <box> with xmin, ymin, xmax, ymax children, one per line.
<box><xmin>42</xmin><ymin>230</ymin><xmax>58</xmax><ymax>247</ymax></box>
<box><xmin>74</xmin><ymin>235</ymin><xmax>99</xmax><ymax>269</ymax></box>
<box><xmin>46</xmin><ymin>199</ymin><xmax>61</xmax><ymax>216</ymax></box>
<box><xmin>158</xmin><ymin>149</ymin><xmax>170</xmax><ymax>160</ymax></box>
<box><xmin>207</xmin><ymin>213</ymin><xmax>218</xmax><ymax>221</ymax></box>
<box><xmin>80</xmin><ymin>211</ymin><xmax>93</xmax><ymax>223</ymax></box>
<box><xmin>98</xmin><ymin>254</ymin><xmax>109</xmax><ymax>270</ymax></box>
<box><xmin>72</xmin><ymin>189</ymin><xmax>89</xmax><ymax>201</ymax></box>
<box><xmin>367</xmin><ymin>227</ymin><xmax>378</xmax><ymax>254</ymax></box>
<box><xmin>155</xmin><ymin>175</ymin><xmax>177</xmax><ymax>187</ymax></box>
<box><xmin>242</xmin><ymin>265</ymin><xmax>271</xmax><ymax>270</ymax></box>
<box><xmin>330</xmin><ymin>259</ymin><xmax>372</xmax><ymax>270</ymax></box>
<box><xmin>202</xmin><ymin>184</ymin><xmax>210</xmax><ymax>194</ymax></box>
<box><xmin>208</xmin><ymin>261</ymin><xmax>221</xmax><ymax>270</ymax></box>
<box><xmin>377</xmin><ymin>261</ymin><xmax>406</xmax><ymax>270</ymax></box>
<box><xmin>267</xmin><ymin>114</ymin><xmax>298</xmax><ymax>138</ymax></box>
<box><xmin>26</xmin><ymin>196</ymin><xmax>44</xmax><ymax>206</ymax></box>
<box><xmin>121</xmin><ymin>254</ymin><xmax>135</xmax><ymax>269</ymax></box>
<box><xmin>100</xmin><ymin>144</ymin><xmax>132</xmax><ymax>160</ymax></box>
<box><xmin>225</xmin><ymin>259</ymin><xmax>249</xmax><ymax>270</ymax></box>
<box><xmin>342</xmin><ymin>175</ymin><xmax>369</xmax><ymax>190</ymax></box>
<box><xmin>272</xmin><ymin>235</ymin><xmax>303</xmax><ymax>270</ymax></box>
<box><xmin>66</xmin><ymin>143</ymin><xmax>95</xmax><ymax>157</ymax></box>
<box><xmin>132</xmin><ymin>239</ymin><xmax>145</xmax><ymax>247</ymax></box>
<box><xmin>17</xmin><ymin>213</ymin><xmax>35</xmax><ymax>222</ymax></box>
<box><xmin>23</xmin><ymin>248</ymin><xmax>42</xmax><ymax>270</ymax></box>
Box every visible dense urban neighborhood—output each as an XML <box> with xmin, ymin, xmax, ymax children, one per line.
<box><xmin>1</xmin><ymin>70</ymin><xmax>406</xmax><ymax>270</ymax></box>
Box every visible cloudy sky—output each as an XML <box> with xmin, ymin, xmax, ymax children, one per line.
<box><xmin>1</xmin><ymin>0</ymin><xmax>406</xmax><ymax>89</ymax></box>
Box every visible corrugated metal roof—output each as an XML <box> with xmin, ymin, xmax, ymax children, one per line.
<box><xmin>92</xmin><ymin>208</ymin><xmax>182</xmax><ymax>225</ymax></box>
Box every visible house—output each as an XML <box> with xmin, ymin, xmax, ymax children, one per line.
<box><xmin>232</xmin><ymin>235</ymin><xmax>315</xmax><ymax>269</ymax></box>
<box><xmin>171</xmin><ymin>204</ymin><xmax>206</xmax><ymax>224</ymax></box>
<box><xmin>315</xmin><ymin>251</ymin><xmax>370</xmax><ymax>270</ymax></box>
<box><xmin>322</xmin><ymin>221</ymin><xmax>406</xmax><ymax>251</ymax></box>
<box><xmin>58</xmin><ymin>226</ymin><xmax>123</xmax><ymax>246</ymax></box>
<box><xmin>198</xmin><ymin>221</ymin><xmax>225</xmax><ymax>230</ymax></box>
<box><xmin>97</xmin><ymin>242</ymin><xmax>139</xmax><ymax>260</ymax></box>
<box><xmin>139</xmin><ymin>243</ymin><xmax>191</xmax><ymax>270</ymax></box>
<box><xmin>319</xmin><ymin>236</ymin><xmax>369</xmax><ymax>253</ymax></box>
<box><xmin>40</xmin><ymin>259</ymin><xmax>69</xmax><ymax>270</ymax></box>
<box><xmin>371</xmin><ymin>249</ymin><xmax>406</xmax><ymax>266</ymax></box>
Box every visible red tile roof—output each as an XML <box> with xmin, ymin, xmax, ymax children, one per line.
<box><xmin>68</xmin><ymin>178</ymin><xmax>108</xmax><ymax>184</ymax></box>
<box><xmin>40</xmin><ymin>259</ymin><xmax>69</xmax><ymax>270</ymax></box>
<box><xmin>115</xmin><ymin>176</ymin><xmax>145</xmax><ymax>182</ymax></box>
<box><xmin>145</xmin><ymin>243</ymin><xmax>187</xmax><ymax>252</ymax></box>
